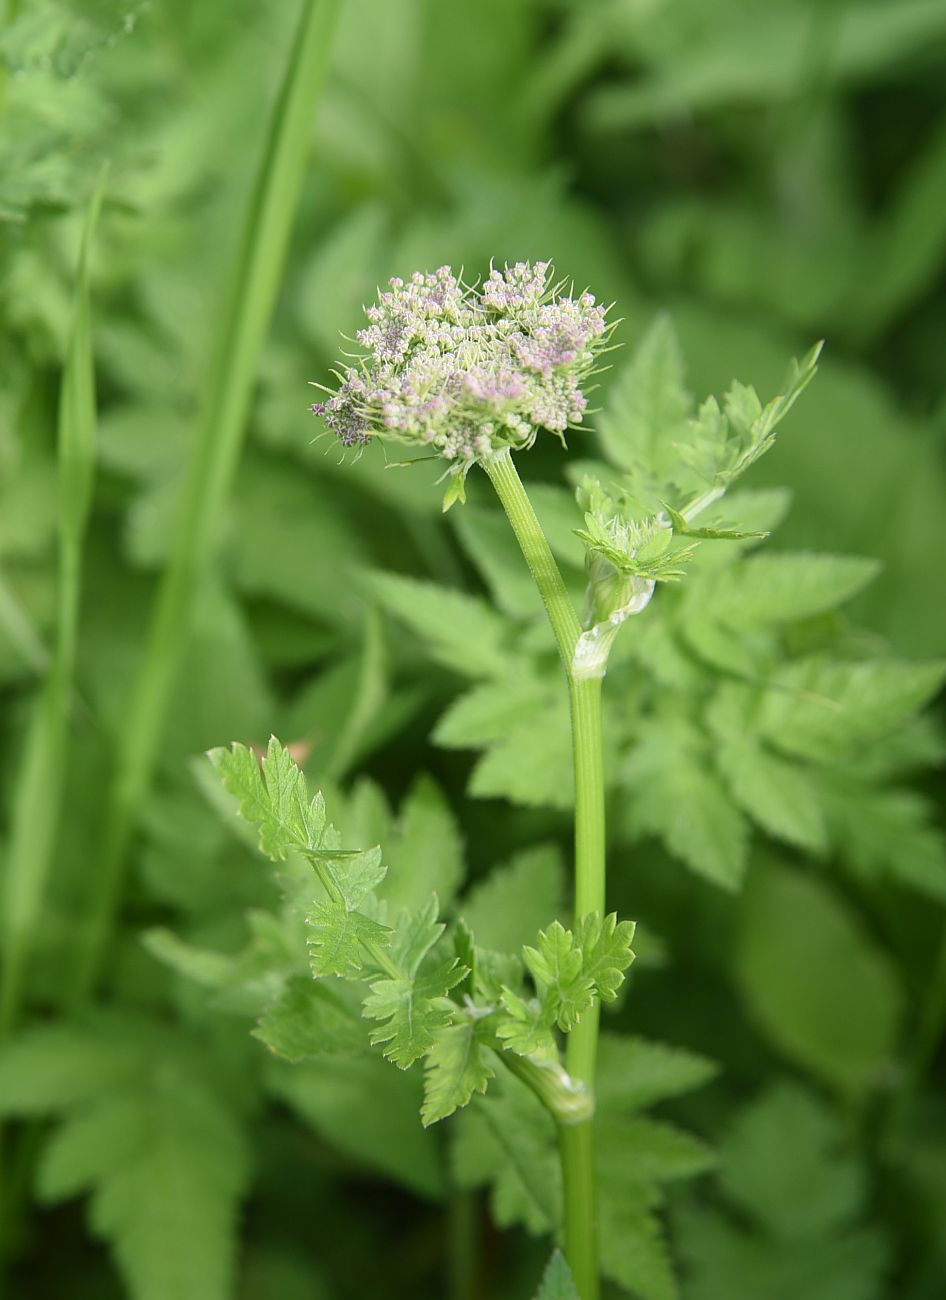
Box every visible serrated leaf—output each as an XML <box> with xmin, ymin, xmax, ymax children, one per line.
<box><xmin>365</xmin><ymin>570</ymin><xmax>510</xmax><ymax>678</ymax></box>
<box><xmin>421</xmin><ymin>1017</ymin><xmax>495</xmax><ymax>1126</ymax></box>
<box><xmin>535</xmin><ymin>1250</ymin><xmax>580</xmax><ymax>1300</ymax></box>
<box><xmin>265</xmin><ymin>1054</ymin><xmax>442</xmax><ymax>1200</ymax></box>
<box><xmin>672</xmin><ymin>343</ymin><xmax>821</xmax><ymax>510</ymax></box>
<box><xmin>451</xmin><ymin>1076</ymin><xmax>560</xmax><ymax>1232</ymax></box>
<box><xmin>577</xmin><ymin>911</ymin><xmax>636</xmax><ymax>1002</ymax></box>
<box><xmin>511</xmin><ymin>913</ymin><xmax>634</xmax><ymax>1039</ymax></box>
<box><xmin>758</xmin><ymin>657</ymin><xmax>946</xmax><ymax>764</ymax></box>
<box><xmin>496</xmin><ymin>986</ymin><xmax>559</xmax><ymax>1059</ymax></box>
<box><xmin>382</xmin><ymin>775</ymin><xmax>465</xmax><ymax>913</ymax></box>
<box><xmin>523</xmin><ymin>920</ymin><xmax>585</xmax><ymax>1022</ymax></box>
<box><xmin>599</xmin><ymin>1179</ymin><xmax>678</xmax><ymax>1300</ymax></box>
<box><xmin>708</xmin><ymin>689</ymin><xmax>827</xmax><ymax>854</ymax></box>
<box><xmin>598</xmin><ymin>1115</ymin><xmax>715</xmax><ymax>1186</ymax></box>
<box><xmin>457</xmin><ymin>844</ymin><xmax>566</xmax><ymax>955</ymax></box>
<box><xmin>624</xmin><ymin>718</ymin><xmax>749</xmax><ymax>889</ymax></box>
<box><xmin>208</xmin><ymin>737</ymin><xmax>325</xmax><ymax>860</ymax></box>
<box><xmin>307</xmin><ymin>899</ymin><xmax>390</xmax><ymax>978</ymax></box>
<box><xmin>434</xmin><ymin>676</ymin><xmax>550</xmax><ymax>749</ymax></box>
<box><xmin>596</xmin><ymin>1034</ymin><xmax>718</xmax><ymax>1114</ymax></box>
<box><xmin>253</xmin><ymin>977</ymin><xmax>364</xmax><ymax>1061</ymax></box>
<box><xmin>821</xmin><ymin>782</ymin><xmax>946</xmax><ymax>901</ymax></box>
<box><xmin>362</xmin><ymin>897</ymin><xmax>465</xmax><ymax>1067</ymax></box>
<box><xmin>65</xmin><ymin>1075</ymin><xmax>247</xmax><ymax>1300</ymax></box>
<box><xmin>598</xmin><ymin>314</ymin><xmax>690</xmax><ymax>473</ymax></box>
<box><xmin>468</xmin><ymin>702</ymin><xmax>576</xmax><ymax>811</ymax></box>
<box><xmin>363</xmin><ymin>958</ymin><xmax>462</xmax><ymax>1067</ymax></box>
<box><xmin>695</xmin><ymin>553</ymin><xmax>880</xmax><ymax>628</ymax></box>
<box><xmin>314</xmin><ymin>844</ymin><xmax>387</xmax><ymax>911</ymax></box>
<box><xmin>736</xmin><ymin>860</ymin><xmax>902</xmax><ymax>1096</ymax></box>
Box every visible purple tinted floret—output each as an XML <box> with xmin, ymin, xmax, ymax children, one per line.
<box><xmin>311</xmin><ymin>261</ymin><xmax>610</xmax><ymax>474</ymax></box>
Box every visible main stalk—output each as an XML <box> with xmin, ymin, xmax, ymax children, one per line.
<box><xmin>484</xmin><ymin>449</ymin><xmax>606</xmax><ymax>1300</ymax></box>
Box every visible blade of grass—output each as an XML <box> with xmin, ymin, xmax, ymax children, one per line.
<box><xmin>72</xmin><ymin>0</ymin><xmax>343</xmax><ymax>999</ymax></box>
<box><xmin>0</xmin><ymin>573</ymin><xmax>49</xmax><ymax>677</ymax></box>
<box><xmin>0</xmin><ymin>169</ymin><xmax>106</xmax><ymax>1039</ymax></box>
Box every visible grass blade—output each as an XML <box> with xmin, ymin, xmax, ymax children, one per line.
<box><xmin>72</xmin><ymin>0</ymin><xmax>343</xmax><ymax>998</ymax></box>
<box><xmin>0</xmin><ymin>169</ymin><xmax>106</xmax><ymax>1037</ymax></box>
<box><xmin>0</xmin><ymin>573</ymin><xmax>48</xmax><ymax>678</ymax></box>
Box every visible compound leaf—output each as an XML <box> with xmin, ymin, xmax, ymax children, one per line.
<box><xmin>208</xmin><ymin>737</ymin><xmax>325</xmax><ymax>860</ymax></box>
<box><xmin>421</xmin><ymin>1017</ymin><xmax>495</xmax><ymax>1126</ymax></box>
<box><xmin>253</xmin><ymin>977</ymin><xmax>365</xmax><ymax>1061</ymax></box>
<box><xmin>362</xmin><ymin>896</ymin><xmax>465</xmax><ymax>1067</ymax></box>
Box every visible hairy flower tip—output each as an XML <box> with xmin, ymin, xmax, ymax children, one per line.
<box><xmin>311</xmin><ymin>261</ymin><xmax>611</xmax><ymax>474</ymax></box>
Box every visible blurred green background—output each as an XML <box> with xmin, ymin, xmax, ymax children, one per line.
<box><xmin>1</xmin><ymin>1</ymin><xmax>946</xmax><ymax>1298</ymax></box>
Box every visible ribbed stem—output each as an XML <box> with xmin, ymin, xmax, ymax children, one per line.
<box><xmin>483</xmin><ymin>449</ymin><xmax>581</xmax><ymax>669</ymax></box>
<box><xmin>566</xmin><ymin>674</ymin><xmax>606</xmax><ymax>1084</ymax></box>
<box><xmin>483</xmin><ymin>448</ymin><xmax>605</xmax><ymax>1300</ymax></box>
<box><xmin>559</xmin><ymin>1121</ymin><xmax>598</xmax><ymax>1300</ymax></box>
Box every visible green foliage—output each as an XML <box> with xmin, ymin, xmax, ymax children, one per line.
<box><xmin>253</xmin><ymin>977</ymin><xmax>365</xmax><ymax>1061</ymax></box>
<box><xmin>735</xmin><ymin>860</ymin><xmax>903</xmax><ymax>1096</ymax></box>
<box><xmin>597</xmin><ymin>314</ymin><xmax>690</xmax><ymax>474</ymax></box>
<box><xmin>2</xmin><ymin>3</ymin><xmax>945</xmax><ymax>1299</ymax></box>
<box><xmin>264</xmin><ymin>1052</ymin><xmax>443</xmax><ymax>1200</ymax></box>
<box><xmin>422</xmin><ymin>1017</ymin><xmax>496</xmax><ymax>1126</ymax></box>
<box><xmin>574</xmin><ymin>319</ymin><xmax>822</xmax><ymax>620</ymax></box>
<box><xmin>367</xmin><ymin>570</ymin><xmax>512</xmax><ymax>678</ymax></box>
<box><xmin>456</xmin><ymin>844</ymin><xmax>566</xmax><ymax>955</ymax></box>
<box><xmin>159</xmin><ymin>739</ymin><xmax>638</xmax><ymax>1161</ymax></box>
<box><xmin>0</xmin><ymin>173</ymin><xmax>104</xmax><ymax>1036</ymax></box>
<box><xmin>0</xmin><ymin>1019</ymin><xmax>249</xmax><ymax>1300</ymax></box>
<box><xmin>535</xmin><ymin>1250</ymin><xmax>580</xmax><ymax>1300</ymax></box>
<box><xmin>209</xmin><ymin>736</ymin><xmax>328</xmax><ymax>861</ymax></box>
<box><xmin>361</xmin><ymin>896</ymin><xmax>464</xmax><ymax>1067</ymax></box>
<box><xmin>678</xmin><ymin>1082</ymin><xmax>889</xmax><ymax>1300</ymax></box>
<box><xmin>595</xmin><ymin>1035</ymin><xmax>719</xmax><ymax>1114</ymax></box>
<box><xmin>434</xmin><ymin>323</ymin><xmax>945</xmax><ymax>903</ymax></box>
<box><xmin>496</xmin><ymin>913</ymin><xmax>635</xmax><ymax>1058</ymax></box>
<box><xmin>452</xmin><ymin>1034</ymin><xmax>717</xmax><ymax>1299</ymax></box>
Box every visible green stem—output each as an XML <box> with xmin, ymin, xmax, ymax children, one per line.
<box><xmin>483</xmin><ymin>449</ymin><xmax>581</xmax><ymax>669</ymax></box>
<box><xmin>566</xmin><ymin>675</ymin><xmax>606</xmax><ymax>1082</ymax></box>
<box><xmin>71</xmin><ymin>0</ymin><xmax>343</xmax><ymax>1000</ymax></box>
<box><xmin>483</xmin><ymin>448</ymin><xmax>605</xmax><ymax>1300</ymax></box>
<box><xmin>559</xmin><ymin>1121</ymin><xmax>598</xmax><ymax>1300</ymax></box>
<box><xmin>499</xmin><ymin>1050</ymin><xmax>593</xmax><ymax>1125</ymax></box>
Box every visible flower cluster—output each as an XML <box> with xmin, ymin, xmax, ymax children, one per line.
<box><xmin>311</xmin><ymin>262</ymin><xmax>609</xmax><ymax>473</ymax></box>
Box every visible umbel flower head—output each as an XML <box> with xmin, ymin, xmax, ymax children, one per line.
<box><xmin>311</xmin><ymin>262</ymin><xmax>610</xmax><ymax>479</ymax></box>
